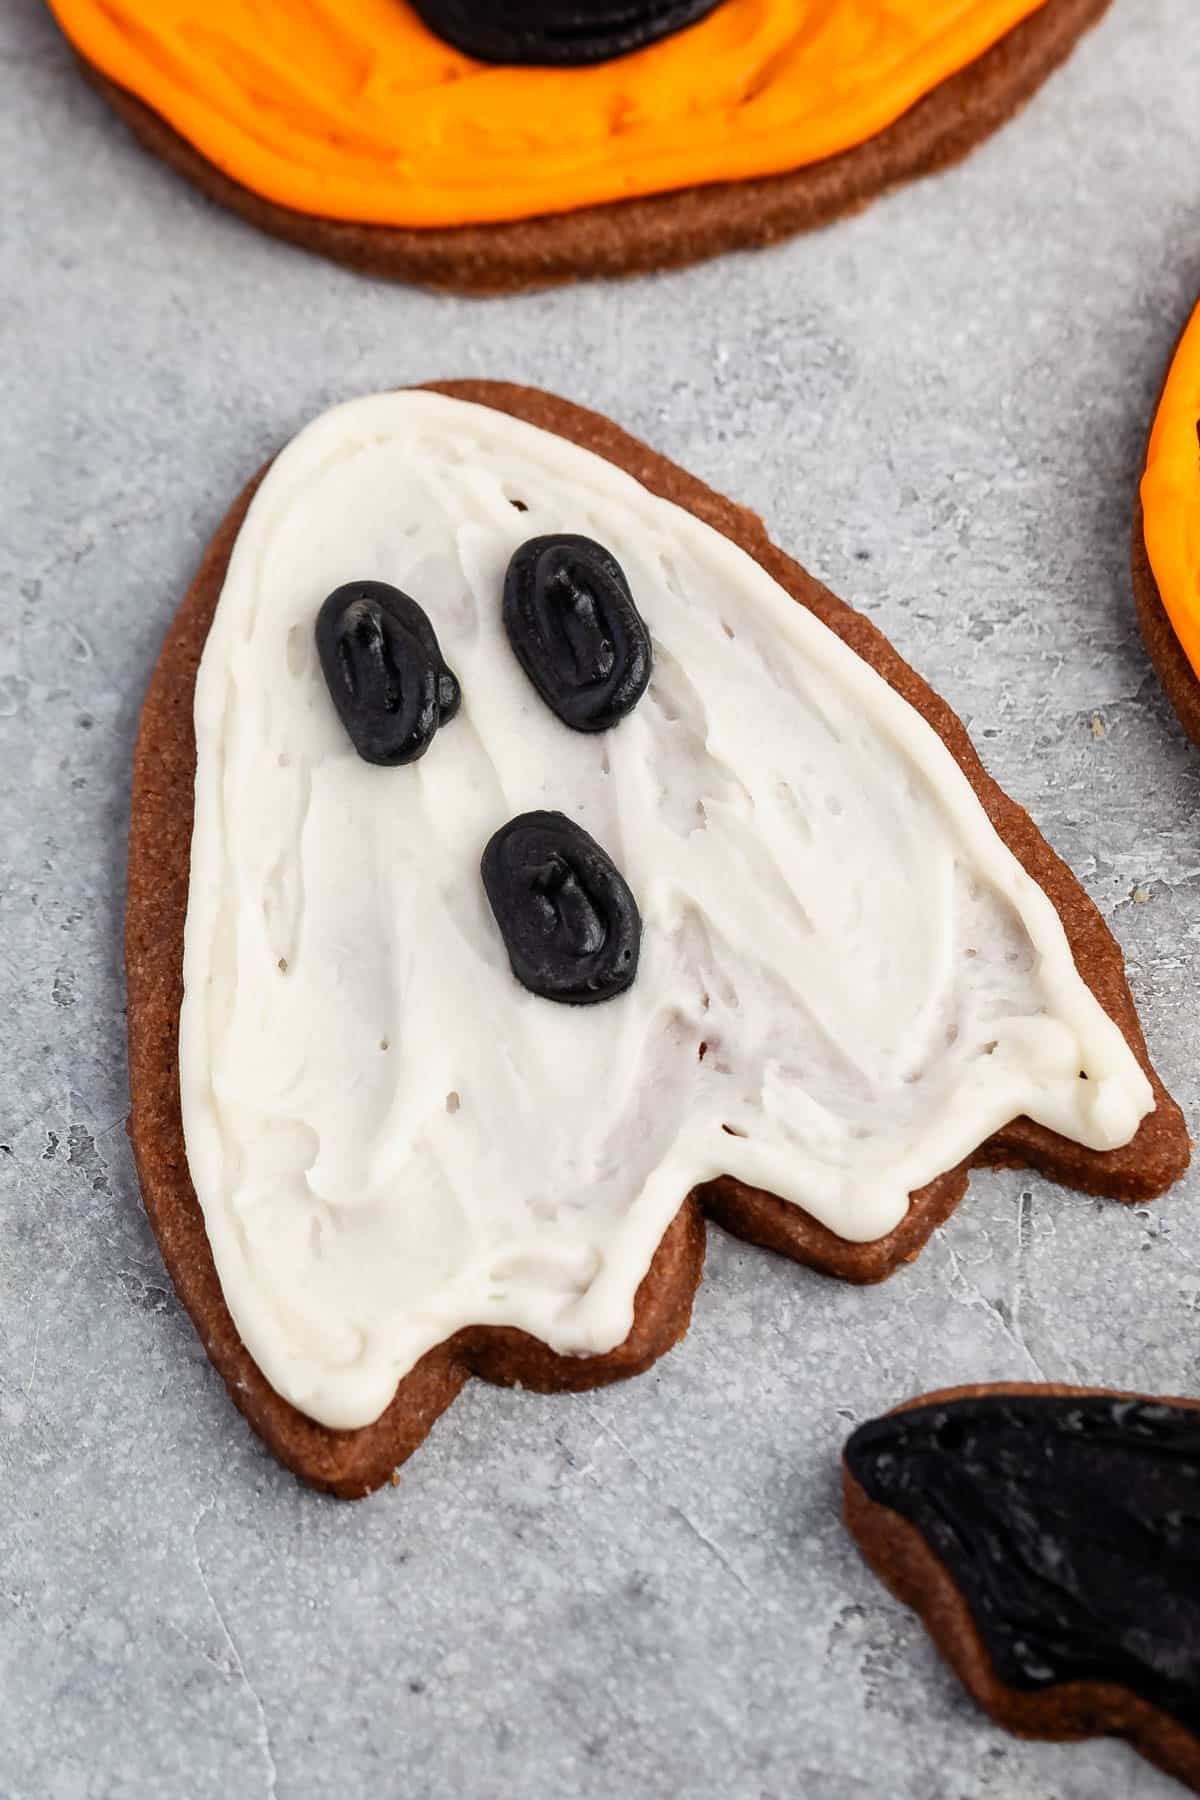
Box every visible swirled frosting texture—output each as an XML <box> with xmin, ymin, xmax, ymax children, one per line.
<box><xmin>1141</xmin><ymin>298</ymin><xmax>1200</xmax><ymax>683</ymax></box>
<box><xmin>50</xmin><ymin>0</ymin><xmax>1049</xmax><ymax>226</ymax></box>
<box><xmin>180</xmin><ymin>391</ymin><xmax>1151</xmax><ymax>1429</ymax></box>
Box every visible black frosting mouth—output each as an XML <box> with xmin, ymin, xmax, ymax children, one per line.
<box><xmin>407</xmin><ymin>0</ymin><xmax>724</xmax><ymax>67</ymax></box>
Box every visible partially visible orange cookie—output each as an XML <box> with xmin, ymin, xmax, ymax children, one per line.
<box><xmin>50</xmin><ymin>0</ymin><xmax>1111</xmax><ymax>291</ymax></box>
<box><xmin>1135</xmin><ymin>297</ymin><xmax>1200</xmax><ymax>746</ymax></box>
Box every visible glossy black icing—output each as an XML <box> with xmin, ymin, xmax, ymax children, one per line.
<box><xmin>407</xmin><ymin>1</ymin><xmax>722</xmax><ymax>67</ymax></box>
<box><xmin>845</xmin><ymin>1393</ymin><xmax>1200</xmax><ymax>1733</ymax></box>
<box><xmin>316</xmin><ymin>581</ymin><xmax>460</xmax><ymax>766</ymax></box>
<box><xmin>481</xmin><ymin>810</ymin><xmax>640</xmax><ymax>1003</ymax></box>
<box><xmin>503</xmin><ymin>534</ymin><xmax>651</xmax><ymax>733</ymax></box>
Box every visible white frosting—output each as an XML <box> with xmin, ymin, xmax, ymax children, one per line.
<box><xmin>180</xmin><ymin>390</ymin><xmax>1153</xmax><ymax>1430</ymax></box>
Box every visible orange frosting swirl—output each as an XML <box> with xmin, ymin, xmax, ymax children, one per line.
<box><xmin>49</xmin><ymin>0</ymin><xmax>1050</xmax><ymax>228</ymax></box>
<box><xmin>1142</xmin><ymin>300</ymin><xmax>1200</xmax><ymax>683</ymax></box>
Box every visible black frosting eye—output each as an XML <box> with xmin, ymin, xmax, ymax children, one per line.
<box><xmin>482</xmin><ymin>811</ymin><xmax>641</xmax><ymax>1004</ymax></box>
<box><xmin>503</xmin><ymin>534</ymin><xmax>651</xmax><ymax>732</ymax></box>
<box><xmin>315</xmin><ymin>581</ymin><xmax>460</xmax><ymax>766</ymax></box>
<box><xmin>408</xmin><ymin>1</ymin><xmax>723</xmax><ymax>67</ymax></box>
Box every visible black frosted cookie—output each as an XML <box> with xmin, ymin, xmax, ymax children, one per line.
<box><xmin>844</xmin><ymin>1384</ymin><xmax>1200</xmax><ymax>1793</ymax></box>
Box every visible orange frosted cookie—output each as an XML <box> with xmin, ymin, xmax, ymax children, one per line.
<box><xmin>49</xmin><ymin>0</ymin><xmax>1113</xmax><ymax>287</ymax></box>
<box><xmin>1136</xmin><ymin>299</ymin><xmax>1200</xmax><ymax>745</ymax></box>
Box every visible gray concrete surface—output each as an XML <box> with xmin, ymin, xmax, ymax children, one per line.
<box><xmin>3</xmin><ymin>1</ymin><xmax>1200</xmax><ymax>1794</ymax></box>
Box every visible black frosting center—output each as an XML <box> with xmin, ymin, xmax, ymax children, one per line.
<box><xmin>408</xmin><ymin>1</ymin><xmax>724</xmax><ymax>67</ymax></box>
<box><xmin>845</xmin><ymin>1394</ymin><xmax>1200</xmax><ymax>1733</ymax></box>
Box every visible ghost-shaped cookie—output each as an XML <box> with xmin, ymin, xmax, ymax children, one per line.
<box><xmin>134</xmin><ymin>385</ymin><xmax>1184</xmax><ymax>1478</ymax></box>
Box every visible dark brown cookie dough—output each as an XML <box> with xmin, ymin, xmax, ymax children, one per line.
<box><xmin>126</xmin><ymin>382</ymin><xmax>1187</xmax><ymax>1498</ymax></box>
<box><xmin>843</xmin><ymin>1383</ymin><xmax>1200</xmax><ymax>1794</ymax></box>
<box><xmin>78</xmin><ymin>0</ymin><xmax>1111</xmax><ymax>293</ymax></box>
<box><xmin>1133</xmin><ymin>502</ymin><xmax>1200</xmax><ymax>748</ymax></box>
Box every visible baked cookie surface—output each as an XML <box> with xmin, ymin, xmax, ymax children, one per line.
<box><xmin>125</xmin><ymin>383</ymin><xmax>1187</xmax><ymax>1495</ymax></box>
<box><xmin>51</xmin><ymin>0</ymin><xmax>1112</xmax><ymax>288</ymax></box>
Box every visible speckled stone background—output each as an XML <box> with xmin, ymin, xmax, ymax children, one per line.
<box><xmin>2</xmin><ymin>2</ymin><xmax>1199</xmax><ymax>1795</ymax></box>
